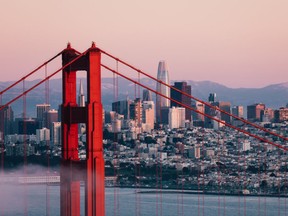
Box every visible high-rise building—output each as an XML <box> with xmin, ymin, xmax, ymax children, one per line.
<box><xmin>51</xmin><ymin>122</ymin><xmax>61</xmax><ymax>145</ymax></box>
<box><xmin>274</xmin><ymin>107</ymin><xmax>288</xmax><ymax>123</ymax></box>
<box><xmin>216</xmin><ymin>101</ymin><xmax>231</xmax><ymax>124</ymax></box>
<box><xmin>208</xmin><ymin>93</ymin><xmax>216</xmax><ymax>103</ymax></box>
<box><xmin>170</xmin><ymin>82</ymin><xmax>192</xmax><ymax>121</ymax></box>
<box><xmin>18</xmin><ymin>118</ymin><xmax>39</xmax><ymax>135</ymax></box>
<box><xmin>168</xmin><ymin>107</ymin><xmax>185</xmax><ymax>129</ymax></box>
<box><xmin>112</xmin><ymin>99</ymin><xmax>132</xmax><ymax>120</ymax></box>
<box><xmin>142</xmin><ymin>101</ymin><xmax>155</xmax><ymax>132</ymax></box>
<box><xmin>78</xmin><ymin>80</ymin><xmax>86</xmax><ymax>134</ymax></box>
<box><xmin>261</xmin><ymin>108</ymin><xmax>274</xmax><ymax>122</ymax></box>
<box><xmin>0</xmin><ymin>105</ymin><xmax>14</xmax><ymax>136</ymax></box>
<box><xmin>232</xmin><ymin>106</ymin><xmax>244</xmax><ymax>118</ymax></box>
<box><xmin>36</xmin><ymin>104</ymin><xmax>50</xmax><ymax>128</ymax></box>
<box><xmin>36</xmin><ymin>127</ymin><xmax>50</xmax><ymax>145</ymax></box>
<box><xmin>45</xmin><ymin>109</ymin><xmax>58</xmax><ymax>130</ymax></box>
<box><xmin>192</xmin><ymin>101</ymin><xmax>205</xmax><ymax>122</ymax></box>
<box><xmin>78</xmin><ymin>79</ymin><xmax>85</xmax><ymax>107</ymax></box>
<box><xmin>142</xmin><ymin>89</ymin><xmax>152</xmax><ymax>101</ymax></box>
<box><xmin>156</xmin><ymin>61</ymin><xmax>170</xmax><ymax>123</ymax></box>
<box><xmin>129</xmin><ymin>98</ymin><xmax>142</xmax><ymax>126</ymax></box>
<box><xmin>247</xmin><ymin>103</ymin><xmax>265</xmax><ymax>122</ymax></box>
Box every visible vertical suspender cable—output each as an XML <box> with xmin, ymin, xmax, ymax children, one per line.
<box><xmin>217</xmin><ymin>128</ymin><xmax>221</xmax><ymax>216</ymax></box>
<box><xmin>257</xmin><ymin>140</ymin><xmax>261</xmax><ymax>216</ymax></box>
<box><xmin>45</xmin><ymin>64</ymin><xmax>50</xmax><ymax>216</ymax></box>
<box><xmin>222</xmin><ymin>129</ymin><xmax>226</xmax><ymax>216</ymax></box>
<box><xmin>23</xmin><ymin>80</ymin><xmax>28</xmax><ymax>216</ymax></box>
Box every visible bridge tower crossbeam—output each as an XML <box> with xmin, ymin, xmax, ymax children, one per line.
<box><xmin>61</xmin><ymin>42</ymin><xmax>104</xmax><ymax>216</ymax></box>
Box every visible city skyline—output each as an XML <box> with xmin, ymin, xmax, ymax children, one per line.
<box><xmin>1</xmin><ymin>1</ymin><xmax>288</xmax><ymax>88</ymax></box>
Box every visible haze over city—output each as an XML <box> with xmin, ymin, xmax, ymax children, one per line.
<box><xmin>1</xmin><ymin>0</ymin><xmax>288</xmax><ymax>87</ymax></box>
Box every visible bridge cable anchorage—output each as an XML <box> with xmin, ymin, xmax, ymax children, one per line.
<box><xmin>99</xmin><ymin>48</ymin><xmax>288</xmax><ymax>143</ymax></box>
<box><xmin>101</xmin><ymin>63</ymin><xmax>288</xmax><ymax>152</ymax></box>
<box><xmin>0</xmin><ymin>49</ymin><xmax>90</xmax><ymax>112</ymax></box>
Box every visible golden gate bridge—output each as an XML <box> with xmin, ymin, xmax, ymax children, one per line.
<box><xmin>0</xmin><ymin>43</ymin><xmax>287</xmax><ymax>216</ymax></box>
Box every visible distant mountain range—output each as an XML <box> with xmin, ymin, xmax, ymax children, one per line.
<box><xmin>1</xmin><ymin>78</ymin><xmax>288</xmax><ymax>117</ymax></box>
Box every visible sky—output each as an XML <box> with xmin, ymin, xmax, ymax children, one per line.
<box><xmin>0</xmin><ymin>0</ymin><xmax>287</xmax><ymax>88</ymax></box>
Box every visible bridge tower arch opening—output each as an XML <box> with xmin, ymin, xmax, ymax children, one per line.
<box><xmin>61</xmin><ymin>42</ymin><xmax>104</xmax><ymax>216</ymax></box>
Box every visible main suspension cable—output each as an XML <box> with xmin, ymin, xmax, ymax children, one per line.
<box><xmin>99</xmin><ymin>49</ymin><xmax>288</xmax><ymax>142</ymax></box>
<box><xmin>0</xmin><ymin>49</ymin><xmax>90</xmax><ymax>112</ymax></box>
<box><xmin>101</xmin><ymin>63</ymin><xmax>287</xmax><ymax>152</ymax></box>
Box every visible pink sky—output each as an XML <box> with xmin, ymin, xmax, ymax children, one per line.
<box><xmin>0</xmin><ymin>0</ymin><xmax>287</xmax><ymax>88</ymax></box>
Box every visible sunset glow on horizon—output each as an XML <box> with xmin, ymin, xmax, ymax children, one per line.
<box><xmin>0</xmin><ymin>0</ymin><xmax>287</xmax><ymax>88</ymax></box>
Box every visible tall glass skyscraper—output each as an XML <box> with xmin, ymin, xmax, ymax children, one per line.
<box><xmin>156</xmin><ymin>60</ymin><xmax>170</xmax><ymax>123</ymax></box>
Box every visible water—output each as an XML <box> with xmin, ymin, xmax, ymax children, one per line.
<box><xmin>0</xmin><ymin>185</ymin><xmax>287</xmax><ymax>216</ymax></box>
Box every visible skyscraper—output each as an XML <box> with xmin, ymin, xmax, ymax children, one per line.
<box><xmin>112</xmin><ymin>99</ymin><xmax>132</xmax><ymax>120</ymax></box>
<box><xmin>45</xmin><ymin>109</ymin><xmax>58</xmax><ymax>129</ymax></box>
<box><xmin>142</xmin><ymin>89</ymin><xmax>152</xmax><ymax>101</ymax></box>
<box><xmin>78</xmin><ymin>79</ymin><xmax>85</xmax><ymax>107</ymax></box>
<box><xmin>0</xmin><ymin>105</ymin><xmax>14</xmax><ymax>135</ymax></box>
<box><xmin>36</xmin><ymin>104</ymin><xmax>50</xmax><ymax>128</ymax></box>
<box><xmin>78</xmin><ymin>80</ymin><xmax>86</xmax><ymax>134</ymax></box>
<box><xmin>170</xmin><ymin>82</ymin><xmax>192</xmax><ymax>121</ymax></box>
<box><xmin>208</xmin><ymin>93</ymin><xmax>216</xmax><ymax>103</ymax></box>
<box><xmin>247</xmin><ymin>103</ymin><xmax>265</xmax><ymax>122</ymax></box>
<box><xmin>216</xmin><ymin>101</ymin><xmax>231</xmax><ymax>124</ymax></box>
<box><xmin>142</xmin><ymin>101</ymin><xmax>155</xmax><ymax>132</ymax></box>
<box><xmin>156</xmin><ymin>61</ymin><xmax>170</xmax><ymax>123</ymax></box>
<box><xmin>232</xmin><ymin>106</ymin><xmax>244</xmax><ymax>118</ymax></box>
<box><xmin>192</xmin><ymin>101</ymin><xmax>205</xmax><ymax>122</ymax></box>
<box><xmin>129</xmin><ymin>98</ymin><xmax>142</xmax><ymax>126</ymax></box>
<box><xmin>168</xmin><ymin>107</ymin><xmax>185</xmax><ymax>129</ymax></box>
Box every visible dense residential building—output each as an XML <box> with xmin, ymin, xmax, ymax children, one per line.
<box><xmin>247</xmin><ymin>103</ymin><xmax>265</xmax><ymax>121</ymax></box>
<box><xmin>156</xmin><ymin>61</ymin><xmax>170</xmax><ymax>123</ymax></box>
<box><xmin>170</xmin><ymin>81</ymin><xmax>192</xmax><ymax>121</ymax></box>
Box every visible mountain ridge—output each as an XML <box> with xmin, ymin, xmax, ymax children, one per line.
<box><xmin>1</xmin><ymin>78</ymin><xmax>287</xmax><ymax>116</ymax></box>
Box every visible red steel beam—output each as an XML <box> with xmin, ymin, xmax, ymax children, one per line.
<box><xmin>61</xmin><ymin>43</ymin><xmax>105</xmax><ymax>216</ymax></box>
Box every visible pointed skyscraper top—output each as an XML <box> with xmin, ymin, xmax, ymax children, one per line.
<box><xmin>158</xmin><ymin>60</ymin><xmax>168</xmax><ymax>74</ymax></box>
<box><xmin>79</xmin><ymin>79</ymin><xmax>84</xmax><ymax>96</ymax></box>
<box><xmin>78</xmin><ymin>79</ymin><xmax>85</xmax><ymax>107</ymax></box>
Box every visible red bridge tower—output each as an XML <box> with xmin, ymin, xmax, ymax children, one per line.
<box><xmin>61</xmin><ymin>43</ymin><xmax>105</xmax><ymax>216</ymax></box>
